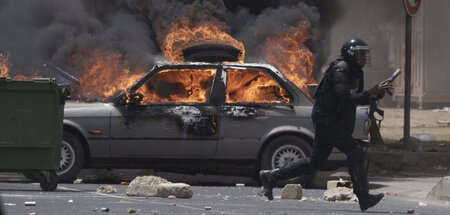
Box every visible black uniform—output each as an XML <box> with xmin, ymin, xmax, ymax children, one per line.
<box><xmin>260</xmin><ymin>38</ymin><xmax>384</xmax><ymax>211</ymax></box>
<box><xmin>263</xmin><ymin>58</ymin><xmax>370</xmax><ymax>181</ymax></box>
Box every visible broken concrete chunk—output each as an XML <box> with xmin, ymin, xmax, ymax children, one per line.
<box><xmin>281</xmin><ymin>184</ymin><xmax>302</xmax><ymax>199</ymax></box>
<box><xmin>204</xmin><ymin>206</ymin><xmax>212</xmax><ymax>210</ymax></box>
<box><xmin>326</xmin><ymin>179</ymin><xmax>352</xmax><ymax>190</ymax></box>
<box><xmin>101</xmin><ymin>207</ymin><xmax>109</xmax><ymax>212</ymax></box>
<box><xmin>309</xmin><ymin>168</ymin><xmax>351</xmax><ymax>189</ymax></box>
<box><xmin>127</xmin><ymin>208</ymin><xmax>137</xmax><ymax>213</ymax></box>
<box><xmin>96</xmin><ymin>185</ymin><xmax>117</xmax><ymax>193</ymax></box>
<box><xmin>156</xmin><ymin>183</ymin><xmax>193</xmax><ymax>198</ymax></box>
<box><xmin>407</xmin><ymin>209</ymin><xmax>415</xmax><ymax>214</ymax></box>
<box><xmin>73</xmin><ymin>179</ymin><xmax>82</xmax><ymax>184</ymax></box>
<box><xmin>126</xmin><ymin>176</ymin><xmax>170</xmax><ymax>197</ymax></box>
<box><xmin>323</xmin><ymin>187</ymin><xmax>357</xmax><ymax>202</ymax></box>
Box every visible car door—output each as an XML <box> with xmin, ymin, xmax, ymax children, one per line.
<box><xmin>110</xmin><ymin>66</ymin><xmax>220</xmax><ymax>158</ymax></box>
<box><xmin>216</xmin><ymin>66</ymin><xmax>298</xmax><ymax>159</ymax></box>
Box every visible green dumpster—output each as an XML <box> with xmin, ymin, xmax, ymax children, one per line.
<box><xmin>0</xmin><ymin>77</ymin><xmax>69</xmax><ymax>191</ymax></box>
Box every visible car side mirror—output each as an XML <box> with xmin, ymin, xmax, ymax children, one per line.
<box><xmin>113</xmin><ymin>91</ymin><xmax>144</xmax><ymax>107</ymax></box>
<box><xmin>113</xmin><ymin>91</ymin><xmax>128</xmax><ymax>106</ymax></box>
<box><xmin>127</xmin><ymin>92</ymin><xmax>143</xmax><ymax>106</ymax></box>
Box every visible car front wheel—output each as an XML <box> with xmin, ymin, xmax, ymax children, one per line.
<box><xmin>57</xmin><ymin>131</ymin><xmax>85</xmax><ymax>182</ymax></box>
<box><xmin>260</xmin><ymin>135</ymin><xmax>313</xmax><ymax>186</ymax></box>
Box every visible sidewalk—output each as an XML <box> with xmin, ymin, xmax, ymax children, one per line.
<box><xmin>380</xmin><ymin>107</ymin><xmax>450</xmax><ymax>143</ymax></box>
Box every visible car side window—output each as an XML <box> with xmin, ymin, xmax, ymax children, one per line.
<box><xmin>136</xmin><ymin>68</ymin><xmax>216</xmax><ymax>104</ymax></box>
<box><xmin>225</xmin><ymin>69</ymin><xmax>290</xmax><ymax>104</ymax></box>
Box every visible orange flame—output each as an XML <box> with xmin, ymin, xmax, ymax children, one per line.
<box><xmin>0</xmin><ymin>53</ymin><xmax>43</xmax><ymax>80</ymax></box>
<box><xmin>0</xmin><ymin>52</ymin><xmax>11</xmax><ymax>77</ymax></box>
<box><xmin>136</xmin><ymin>68</ymin><xmax>216</xmax><ymax>103</ymax></box>
<box><xmin>73</xmin><ymin>50</ymin><xmax>145</xmax><ymax>100</ymax></box>
<box><xmin>263</xmin><ymin>21</ymin><xmax>316</xmax><ymax>98</ymax></box>
<box><xmin>226</xmin><ymin>69</ymin><xmax>290</xmax><ymax>103</ymax></box>
<box><xmin>11</xmin><ymin>69</ymin><xmax>43</xmax><ymax>80</ymax></box>
<box><xmin>159</xmin><ymin>20</ymin><xmax>245</xmax><ymax>62</ymax></box>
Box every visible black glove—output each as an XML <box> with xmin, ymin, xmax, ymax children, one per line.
<box><xmin>367</xmin><ymin>79</ymin><xmax>394</xmax><ymax>99</ymax></box>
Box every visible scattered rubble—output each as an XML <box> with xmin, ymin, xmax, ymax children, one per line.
<box><xmin>157</xmin><ymin>183</ymin><xmax>193</xmax><ymax>198</ymax></box>
<box><xmin>298</xmin><ymin>197</ymin><xmax>308</xmax><ymax>202</ymax></box>
<box><xmin>281</xmin><ymin>184</ymin><xmax>303</xmax><ymax>199</ymax></box>
<box><xmin>309</xmin><ymin>168</ymin><xmax>350</xmax><ymax>189</ymax></box>
<box><xmin>410</xmin><ymin>133</ymin><xmax>435</xmax><ymax>142</ymax></box>
<box><xmin>323</xmin><ymin>187</ymin><xmax>357</xmax><ymax>202</ymax></box>
<box><xmin>437</xmin><ymin>120</ymin><xmax>449</xmax><ymax>126</ymax></box>
<box><xmin>418</xmin><ymin>202</ymin><xmax>428</xmax><ymax>206</ymax></box>
<box><xmin>126</xmin><ymin>176</ymin><xmax>170</xmax><ymax>197</ymax></box>
<box><xmin>96</xmin><ymin>185</ymin><xmax>117</xmax><ymax>193</ymax></box>
<box><xmin>432</xmin><ymin>107</ymin><xmax>449</xmax><ymax>112</ymax></box>
<box><xmin>127</xmin><ymin>208</ymin><xmax>137</xmax><ymax>213</ymax></box>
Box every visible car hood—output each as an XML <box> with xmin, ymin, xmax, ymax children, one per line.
<box><xmin>64</xmin><ymin>102</ymin><xmax>115</xmax><ymax>118</ymax></box>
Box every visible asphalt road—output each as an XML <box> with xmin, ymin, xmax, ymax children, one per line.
<box><xmin>1</xmin><ymin>182</ymin><xmax>448</xmax><ymax>215</ymax></box>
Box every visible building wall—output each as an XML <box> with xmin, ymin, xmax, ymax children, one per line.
<box><xmin>325</xmin><ymin>0</ymin><xmax>450</xmax><ymax>107</ymax></box>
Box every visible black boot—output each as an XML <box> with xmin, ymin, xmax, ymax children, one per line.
<box><xmin>358</xmin><ymin>193</ymin><xmax>384</xmax><ymax>211</ymax></box>
<box><xmin>259</xmin><ymin>169</ymin><xmax>281</xmax><ymax>200</ymax></box>
<box><xmin>259</xmin><ymin>158</ymin><xmax>314</xmax><ymax>201</ymax></box>
<box><xmin>347</xmin><ymin>146</ymin><xmax>384</xmax><ymax>211</ymax></box>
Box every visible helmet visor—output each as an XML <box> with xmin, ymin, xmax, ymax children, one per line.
<box><xmin>352</xmin><ymin>46</ymin><xmax>371</xmax><ymax>67</ymax></box>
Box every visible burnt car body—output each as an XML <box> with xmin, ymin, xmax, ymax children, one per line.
<box><xmin>60</xmin><ymin>62</ymin><xmax>369</xmax><ymax>183</ymax></box>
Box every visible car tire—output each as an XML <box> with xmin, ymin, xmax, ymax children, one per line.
<box><xmin>57</xmin><ymin>131</ymin><xmax>85</xmax><ymax>183</ymax></box>
<box><xmin>260</xmin><ymin>135</ymin><xmax>313</xmax><ymax>187</ymax></box>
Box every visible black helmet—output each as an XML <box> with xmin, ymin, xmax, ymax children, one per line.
<box><xmin>340</xmin><ymin>38</ymin><xmax>370</xmax><ymax>68</ymax></box>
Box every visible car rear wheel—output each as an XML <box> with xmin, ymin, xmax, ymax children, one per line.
<box><xmin>57</xmin><ymin>131</ymin><xmax>85</xmax><ymax>182</ymax></box>
<box><xmin>260</xmin><ymin>135</ymin><xmax>313</xmax><ymax>186</ymax></box>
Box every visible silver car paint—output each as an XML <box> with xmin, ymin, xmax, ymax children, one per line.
<box><xmin>62</xmin><ymin>62</ymin><xmax>369</xmax><ymax>166</ymax></box>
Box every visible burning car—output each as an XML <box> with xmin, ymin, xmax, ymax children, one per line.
<box><xmin>59</xmin><ymin>60</ymin><xmax>369</xmax><ymax>183</ymax></box>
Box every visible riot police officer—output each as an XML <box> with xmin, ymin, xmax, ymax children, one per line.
<box><xmin>259</xmin><ymin>38</ymin><xmax>393</xmax><ymax>211</ymax></box>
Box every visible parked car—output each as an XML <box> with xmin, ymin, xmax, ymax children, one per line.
<box><xmin>59</xmin><ymin>62</ymin><xmax>369</xmax><ymax>183</ymax></box>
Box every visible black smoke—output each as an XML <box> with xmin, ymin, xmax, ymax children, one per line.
<box><xmin>0</xmin><ymin>0</ymin><xmax>342</xmax><ymax>81</ymax></box>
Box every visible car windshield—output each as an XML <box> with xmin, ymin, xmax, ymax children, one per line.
<box><xmin>135</xmin><ymin>68</ymin><xmax>216</xmax><ymax>104</ymax></box>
